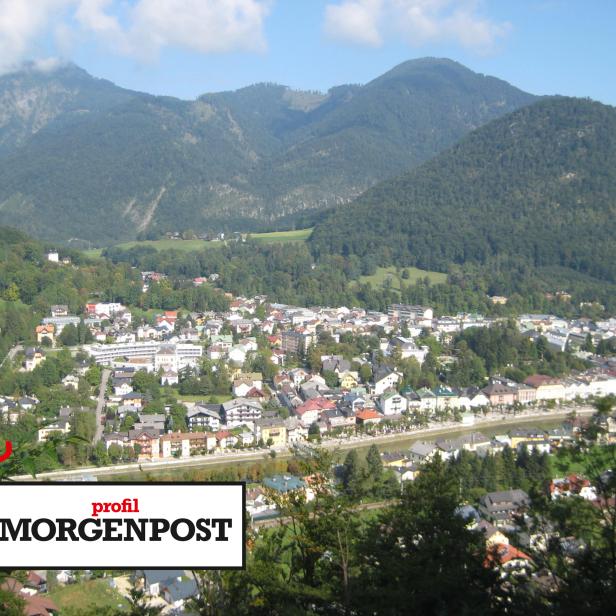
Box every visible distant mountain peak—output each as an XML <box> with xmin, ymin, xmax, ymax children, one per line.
<box><xmin>3</xmin><ymin>59</ymin><xmax>87</xmax><ymax>79</ymax></box>
<box><xmin>0</xmin><ymin>58</ymin><xmax>536</xmax><ymax>242</ymax></box>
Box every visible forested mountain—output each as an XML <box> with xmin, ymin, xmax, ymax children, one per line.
<box><xmin>310</xmin><ymin>97</ymin><xmax>616</xmax><ymax>284</ymax></box>
<box><xmin>0</xmin><ymin>58</ymin><xmax>535</xmax><ymax>242</ymax></box>
<box><xmin>0</xmin><ymin>63</ymin><xmax>136</xmax><ymax>155</ymax></box>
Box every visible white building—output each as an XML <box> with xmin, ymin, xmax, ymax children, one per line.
<box><xmin>85</xmin><ymin>341</ymin><xmax>202</xmax><ymax>368</ymax></box>
<box><xmin>379</xmin><ymin>390</ymin><xmax>408</xmax><ymax>416</ymax></box>
<box><xmin>373</xmin><ymin>369</ymin><xmax>402</xmax><ymax>396</ymax></box>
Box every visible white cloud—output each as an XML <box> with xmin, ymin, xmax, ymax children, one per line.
<box><xmin>73</xmin><ymin>0</ymin><xmax>272</xmax><ymax>59</ymax></box>
<box><xmin>324</xmin><ymin>0</ymin><xmax>383</xmax><ymax>47</ymax></box>
<box><xmin>74</xmin><ymin>0</ymin><xmax>125</xmax><ymax>44</ymax></box>
<box><xmin>130</xmin><ymin>0</ymin><xmax>271</xmax><ymax>57</ymax></box>
<box><xmin>0</xmin><ymin>0</ymin><xmax>272</xmax><ymax>75</ymax></box>
<box><xmin>0</xmin><ymin>0</ymin><xmax>72</xmax><ymax>73</ymax></box>
<box><xmin>32</xmin><ymin>56</ymin><xmax>66</xmax><ymax>72</ymax></box>
<box><xmin>324</xmin><ymin>0</ymin><xmax>509</xmax><ymax>53</ymax></box>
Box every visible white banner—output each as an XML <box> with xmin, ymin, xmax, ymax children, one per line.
<box><xmin>0</xmin><ymin>482</ymin><xmax>245</xmax><ymax>569</ymax></box>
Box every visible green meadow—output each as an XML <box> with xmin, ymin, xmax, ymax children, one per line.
<box><xmin>83</xmin><ymin>228</ymin><xmax>313</xmax><ymax>258</ymax></box>
<box><xmin>354</xmin><ymin>266</ymin><xmax>447</xmax><ymax>290</ymax></box>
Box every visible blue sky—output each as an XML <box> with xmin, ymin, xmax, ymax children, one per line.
<box><xmin>1</xmin><ymin>1</ymin><xmax>614</xmax><ymax>104</ymax></box>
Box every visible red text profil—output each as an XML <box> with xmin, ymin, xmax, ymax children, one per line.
<box><xmin>92</xmin><ymin>498</ymin><xmax>140</xmax><ymax>517</ymax></box>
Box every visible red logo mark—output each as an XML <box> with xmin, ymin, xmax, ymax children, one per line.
<box><xmin>0</xmin><ymin>440</ymin><xmax>12</xmax><ymax>462</ymax></box>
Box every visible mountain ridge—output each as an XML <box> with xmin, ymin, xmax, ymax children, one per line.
<box><xmin>0</xmin><ymin>58</ymin><xmax>536</xmax><ymax>242</ymax></box>
<box><xmin>309</xmin><ymin>96</ymin><xmax>616</xmax><ymax>284</ymax></box>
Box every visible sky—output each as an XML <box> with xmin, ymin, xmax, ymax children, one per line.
<box><xmin>0</xmin><ymin>0</ymin><xmax>614</xmax><ymax>105</ymax></box>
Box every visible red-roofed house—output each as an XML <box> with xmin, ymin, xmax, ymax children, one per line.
<box><xmin>246</xmin><ymin>387</ymin><xmax>266</xmax><ymax>399</ymax></box>
<box><xmin>215</xmin><ymin>430</ymin><xmax>238</xmax><ymax>449</ymax></box>
<box><xmin>355</xmin><ymin>409</ymin><xmax>383</xmax><ymax>425</ymax></box>
<box><xmin>156</xmin><ymin>310</ymin><xmax>178</xmax><ymax>330</ymax></box>
<box><xmin>550</xmin><ymin>474</ymin><xmax>597</xmax><ymax>500</ymax></box>
<box><xmin>35</xmin><ymin>324</ymin><xmax>55</xmax><ymax>345</ymax></box>
<box><xmin>294</xmin><ymin>397</ymin><xmax>336</xmax><ymax>427</ymax></box>
<box><xmin>485</xmin><ymin>543</ymin><xmax>533</xmax><ymax>577</ymax></box>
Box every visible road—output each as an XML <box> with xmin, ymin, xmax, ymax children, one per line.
<box><xmin>0</xmin><ymin>343</ymin><xmax>22</xmax><ymax>369</ymax></box>
<box><xmin>9</xmin><ymin>406</ymin><xmax>596</xmax><ymax>482</ymax></box>
<box><xmin>94</xmin><ymin>368</ymin><xmax>111</xmax><ymax>443</ymax></box>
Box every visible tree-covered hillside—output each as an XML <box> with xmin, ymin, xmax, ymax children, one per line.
<box><xmin>0</xmin><ymin>226</ymin><xmax>229</xmax><ymax>361</ymax></box>
<box><xmin>310</xmin><ymin>97</ymin><xmax>616</xmax><ymax>283</ymax></box>
<box><xmin>0</xmin><ymin>63</ymin><xmax>137</xmax><ymax>155</ymax></box>
<box><xmin>0</xmin><ymin>58</ymin><xmax>535</xmax><ymax>242</ymax></box>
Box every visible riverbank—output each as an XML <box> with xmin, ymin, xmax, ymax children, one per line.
<box><xmin>11</xmin><ymin>406</ymin><xmax>594</xmax><ymax>482</ymax></box>
<box><xmin>331</xmin><ymin>405</ymin><xmax>594</xmax><ymax>454</ymax></box>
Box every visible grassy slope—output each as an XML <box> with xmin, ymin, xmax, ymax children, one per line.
<box><xmin>354</xmin><ymin>266</ymin><xmax>447</xmax><ymax>290</ymax></box>
<box><xmin>49</xmin><ymin>579</ymin><xmax>129</xmax><ymax>613</ymax></box>
<box><xmin>247</xmin><ymin>228</ymin><xmax>313</xmax><ymax>244</ymax></box>
<box><xmin>83</xmin><ymin>228</ymin><xmax>313</xmax><ymax>258</ymax></box>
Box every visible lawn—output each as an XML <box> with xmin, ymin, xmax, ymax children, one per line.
<box><xmin>354</xmin><ymin>266</ymin><xmax>447</xmax><ymax>290</ymax></box>
<box><xmin>247</xmin><ymin>228</ymin><xmax>313</xmax><ymax>244</ymax></box>
<box><xmin>49</xmin><ymin>578</ymin><xmax>129</xmax><ymax>614</ymax></box>
<box><xmin>83</xmin><ymin>228</ymin><xmax>313</xmax><ymax>258</ymax></box>
<box><xmin>84</xmin><ymin>238</ymin><xmax>218</xmax><ymax>258</ymax></box>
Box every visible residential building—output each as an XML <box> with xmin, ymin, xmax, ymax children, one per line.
<box><xmin>160</xmin><ymin>432</ymin><xmax>216</xmax><ymax>458</ymax></box>
<box><xmin>322</xmin><ymin>407</ymin><xmax>355</xmax><ymax>430</ymax></box>
<box><xmin>355</xmin><ymin>409</ymin><xmax>383</xmax><ymax>425</ymax></box>
<box><xmin>38</xmin><ymin>418</ymin><xmax>71</xmax><ymax>441</ymax></box>
<box><xmin>388</xmin><ymin>304</ymin><xmax>434</xmax><ymax>325</ymax></box>
<box><xmin>415</xmin><ymin>387</ymin><xmax>437</xmax><ymax>412</ymax></box>
<box><xmin>263</xmin><ymin>474</ymin><xmax>307</xmax><ymax>494</ymax></box>
<box><xmin>524</xmin><ymin>375</ymin><xmax>566</xmax><ymax>401</ymax></box>
<box><xmin>373</xmin><ymin>367</ymin><xmax>402</xmax><ymax>396</ymax></box>
<box><xmin>294</xmin><ymin>397</ymin><xmax>335</xmax><ymax>427</ymax></box>
<box><xmin>482</xmin><ymin>382</ymin><xmax>517</xmax><ymax>407</ymax></box>
<box><xmin>128</xmin><ymin>429</ymin><xmax>161</xmax><ymax>459</ymax></box>
<box><xmin>62</xmin><ymin>374</ymin><xmax>80</xmax><ymax>390</ymax></box>
<box><xmin>281</xmin><ymin>330</ymin><xmax>315</xmax><ymax>355</ymax></box>
<box><xmin>186</xmin><ymin>403</ymin><xmax>222</xmax><ymax>432</ymax></box>
<box><xmin>322</xmin><ymin>355</ymin><xmax>351</xmax><ymax>374</ymax></box>
<box><xmin>515</xmin><ymin>384</ymin><xmax>537</xmax><ymax>405</ymax></box>
<box><xmin>35</xmin><ymin>324</ymin><xmax>55</xmax><ymax>345</ymax></box>
<box><xmin>408</xmin><ymin>441</ymin><xmax>438</xmax><ymax>463</ymax></box>
<box><xmin>379</xmin><ymin>390</ymin><xmax>408</xmax><ymax>416</ymax></box>
<box><xmin>255</xmin><ymin>417</ymin><xmax>287</xmax><ymax>447</ymax></box>
<box><xmin>479</xmin><ymin>489</ymin><xmax>530</xmax><ymax>528</ymax></box>
<box><xmin>338</xmin><ymin>371</ymin><xmax>359</xmax><ymax>389</ymax></box>
<box><xmin>163</xmin><ymin>577</ymin><xmax>199</xmax><ymax>611</ymax></box>
<box><xmin>220</xmin><ymin>398</ymin><xmax>263</xmax><ymax>427</ymax></box>
<box><xmin>549</xmin><ymin>475</ymin><xmax>597</xmax><ymax>501</ymax></box>
<box><xmin>24</xmin><ymin>347</ymin><xmax>45</xmax><ymax>371</ymax></box>
<box><xmin>509</xmin><ymin>428</ymin><xmax>548</xmax><ymax>449</ymax></box>
<box><xmin>458</xmin><ymin>387</ymin><xmax>490</xmax><ymax>409</ymax></box>
<box><xmin>434</xmin><ymin>385</ymin><xmax>462</xmax><ymax>410</ymax></box>
<box><xmin>386</xmin><ymin>337</ymin><xmax>429</xmax><ymax>364</ymax></box>
<box><xmin>137</xmin><ymin>570</ymin><xmax>184</xmax><ymax>597</ymax></box>
<box><xmin>86</xmin><ymin>341</ymin><xmax>202</xmax><ymax>368</ymax></box>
